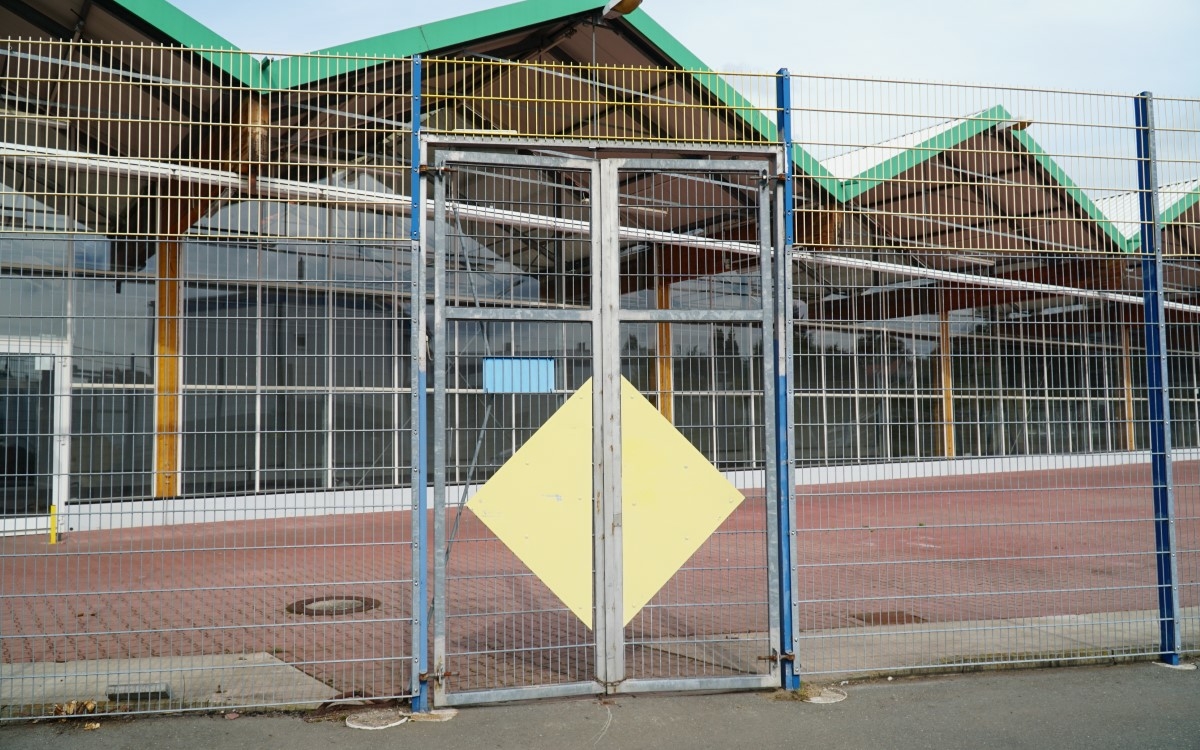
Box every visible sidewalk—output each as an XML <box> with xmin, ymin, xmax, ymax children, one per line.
<box><xmin>2</xmin><ymin>661</ymin><xmax>1198</xmax><ymax>750</ymax></box>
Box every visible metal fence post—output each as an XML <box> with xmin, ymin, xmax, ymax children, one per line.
<box><xmin>594</xmin><ymin>159</ymin><xmax>626</xmax><ymax>690</ymax></box>
<box><xmin>1133</xmin><ymin>91</ymin><xmax>1182</xmax><ymax>666</ymax></box>
<box><xmin>410</xmin><ymin>54</ymin><xmax>432</xmax><ymax>709</ymax></box>
<box><xmin>774</xmin><ymin>69</ymin><xmax>800</xmax><ymax>690</ymax></box>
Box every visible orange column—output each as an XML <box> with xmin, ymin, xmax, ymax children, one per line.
<box><xmin>1122</xmin><ymin>325</ymin><xmax>1137</xmax><ymax>451</ymax></box>
<box><xmin>155</xmin><ymin>239</ymin><xmax>181</xmax><ymax>497</ymax></box>
<box><xmin>655</xmin><ymin>247</ymin><xmax>673</xmax><ymax>422</ymax></box>
<box><xmin>150</xmin><ymin>95</ymin><xmax>270</xmax><ymax>498</ymax></box>
<box><xmin>939</xmin><ymin>297</ymin><xmax>956</xmax><ymax>458</ymax></box>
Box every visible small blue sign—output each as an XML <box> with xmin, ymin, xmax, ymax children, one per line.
<box><xmin>483</xmin><ymin>357</ymin><xmax>556</xmax><ymax>394</ymax></box>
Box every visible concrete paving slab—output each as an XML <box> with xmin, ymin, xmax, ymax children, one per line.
<box><xmin>0</xmin><ymin>653</ymin><xmax>339</xmax><ymax>714</ymax></box>
<box><xmin>797</xmin><ymin>607</ymin><xmax>1200</xmax><ymax>677</ymax></box>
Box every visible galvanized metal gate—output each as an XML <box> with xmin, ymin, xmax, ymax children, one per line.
<box><xmin>427</xmin><ymin>150</ymin><xmax>783</xmax><ymax>704</ymax></box>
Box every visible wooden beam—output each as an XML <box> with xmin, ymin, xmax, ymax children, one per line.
<box><xmin>795</xmin><ymin>206</ymin><xmax>844</xmax><ymax>248</ymax></box>
<box><xmin>939</xmin><ymin>295</ymin><xmax>956</xmax><ymax>458</ymax></box>
<box><xmin>150</xmin><ymin>95</ymin><xmax>270</xmax><ymax>499</ymax></box>
<box><xmin>655</xmin><ymin>248</ymin><xmax>673</xmax><ymax>422</ymax></box>
<box><xmin>154</xmin><ymin>239</ymin><xmax>181</xmax><ymax>497</ymax></box>
<box><xmin>1122</xmin><ymin>325</ymin><xmax>1137</xmax><ymax>451</ymax></box>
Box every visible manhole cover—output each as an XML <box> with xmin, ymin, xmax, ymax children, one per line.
<box><xmin>286</xmin><ymin>596</ymin><xmax>380</xmax><ymax>616</ymax></box>
<box><xmin>346</xmin><ymin>708</ymin><xmax>409</xmax><ymax>730</ymax></box>
<box><xmin>803</xmin><ymin>687</ymin><xmax>847</xmax><ymax>704</ymax></box>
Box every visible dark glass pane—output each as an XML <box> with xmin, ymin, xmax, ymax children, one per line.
<box><xmin>72</xmin><ymin>278</ymin><xmax>155</xmax><ymax>385</ymax></box>
<box><xmin>0</xmin><ymin>233</ymin><xmax>72</xmax><ymax>269</ymax></box>
<box><xmin>182</xmin><ymin>393</ymin><xmax>256</xmax><ymax>495</ymax></box>
<box><xmin>264</xmin><ymin>294</ymin><xmax>327</xmax><ymax>388</ymax></box>
<box><xmin>333</xmin><ymin>296</ymin><xmax>398</xmax><ymax>389</ymax></box>
<box><xmin>674</xmin><ymin>395</ymin><xmax>713</xmax><ymax>462</ymax></box>
<box><xmin>71</xmin><ymin>388</ymin><xmax>152</xmax><ymax>500</ymax></box>
<box><xmin>0</xmin><ymin>276</ymin><xmax>68</xmax><ymax>339</ymax></box>
<box><xmin>184</xmin><ymin>288</ymin><xmax>258</xmax><ymax>387</ymax></box>
<box><xmin>261</xmin><ymin>393</ymin><xmax>326</xmax><ymax>490</ymax></box>
<box><xmin>1</xmin><ymin>357</ymin><xmax>53</xmax><ymax>515</ymax></box>
<box><xmin>714</xmin><ymin>395</ymin><xmax>753</xmax><ymax>468</ymax></box>
<box><xmin>333</xmin><ymin>393</ymin><xmax>395</xmax><ymax>488</ymax></box>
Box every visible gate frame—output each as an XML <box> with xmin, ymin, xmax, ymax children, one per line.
<box><xmin>423</xmin><ymin>138</ymin><xmax>790</xmax><ymax>705</ymax></box>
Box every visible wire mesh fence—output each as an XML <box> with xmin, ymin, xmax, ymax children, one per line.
<box><xmin>422</xmin><ymin>58</ymin><xmax>778</xmax><ymax>145</ymax></box>
<box><xmin>0</xmin><ymin>35</ymin><xmax>1196</xmax><ymax>718</ymax></box>
<box><xmin>1</xmin><ymin>41</ymin><xmax>421</xmax><ymax>718</ymax></box>
<box><xmin>787</xmin><ymin>75</ymin><xmax>1198</xmax><ymax>676</ymax></box>
<box><xmin>1154</xmin><ymin>94</ymin><xmax>1200</xmax><ymax>658</ymax></box>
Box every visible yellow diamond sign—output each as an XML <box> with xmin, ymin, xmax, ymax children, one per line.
<box><xmin>466</xmin><ymin>377</ymin><xmax>745</xmax><ymax>628</ymax></box>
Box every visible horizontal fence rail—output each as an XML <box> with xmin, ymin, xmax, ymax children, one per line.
<box><xmin>0</xmin><ymin>37</ymin><xmax>1195</xmax><ymax>719</ymax></box>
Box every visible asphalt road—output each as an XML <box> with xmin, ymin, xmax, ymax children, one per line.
<box><xmin>3</xmin><ymin>661</ymin><xmax>1198</xmax><ymax>750</ymax></box>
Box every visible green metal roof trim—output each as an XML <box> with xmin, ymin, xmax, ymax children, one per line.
<box><xmin>621</xmin><ymin>11</ymin><xmax>841</xmax><ymax>195</ymax></box>
<box><xmin>1159</xmin><ymin>185</ymin><xmax>1200</xmax><ymax>227</ymax></box>
<box><xmin>1124</xmin><ymin>184</ymin><xmax>1200</xmax><ymax>252</ymax></box>
<box><xmin>837</xmin><ymin>104</ymin><xmax>1013</xmax><ymax>202</ymax></box>
<box><xmin>265</xmin><ymin>0</ymin><xmax>602</xmax><ymax>89</ymax></box>
<box><xmin>111</xmin><ymin>0</ymin><xmax>262</xmax><ymax>86</ymax></box>
<box><xmin>261</xmin><ymin>0</ymin><xmax>838</xmax><ymax>196</ymax></box>
<box><xmin>100</xmin><ymin>0</ymin><xmax>1134</xmax><ymax>251</ymax></box>
<box><xmin>830</xmin><ymin>104</ymin><xmax>1127</xmax><ymax>250</ymax></box>
<box><xmin>1010</xmin><ymin>128</ymin><xmax>1131</xmax><ymax>251</ymax></box>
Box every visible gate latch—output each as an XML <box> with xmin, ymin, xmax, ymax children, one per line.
<box><xmin>757</xmin><ymin>649</ymin><xmax>795</xmax><ymax>663</ymax></box>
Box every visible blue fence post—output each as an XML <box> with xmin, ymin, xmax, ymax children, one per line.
<box><xmin>1133</xmin><ymin>91</ymin><xmax>1182</xmax><ymax>666</ymax></box>
<box><xmin>774</xmin><ymin>68</ymin><xmax>800</xmax><ymax>690</ymax></box>
<box><xmin>410</xmin><ymin>54</ymin><xmax>432</xmax><ymax>709</ymax></box>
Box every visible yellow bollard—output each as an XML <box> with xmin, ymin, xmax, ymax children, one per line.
<box><xmin>49</xmin><ymin>504</ymin><xmax>58</xmax><ymax>545</ymax></box>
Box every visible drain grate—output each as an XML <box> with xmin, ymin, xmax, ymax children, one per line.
<box><xmin>106</xmin><ymin>682</ymin><xmax>171</xmax><ymax>702</ymax></box>
<box><xmin>850</xmin><ymin>611</ymin><xmax>927</xmax><ymax>626</ymax></box>
<box><xmin>286</xmin><ymin>596</ymin><xmax>380</xmax><ymax>617</ymax></box>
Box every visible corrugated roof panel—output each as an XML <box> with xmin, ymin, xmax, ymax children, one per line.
<box><xmin>822</xmin><ymin>115</ymin><xmax>984</xmax><ymax>180</ymax></box>
<box><xmin>1095</xmin><ymin>178</ymin><xmax>1200</xmax><ymax>241</ymax></box>
<box><xmin>830</xmin><ymin>105</ymin><xmax>1014</xmax><ymax>200</ymax></box>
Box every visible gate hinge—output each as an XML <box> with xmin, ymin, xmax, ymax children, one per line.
<box><xmin>418</xmin><ymin>165</ymin><xmax>454</xmax><ymax>177</ymax></box>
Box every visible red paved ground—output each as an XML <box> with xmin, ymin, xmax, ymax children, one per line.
<box><xmin>794</xmin><ymin>460</ymin><xmax>1200</xmax><ymax>632</ymax></box>
<box><xmin>2</xmin><ymin>461</ymin><xmax>1197</xmax><ymax>704</ymax></box>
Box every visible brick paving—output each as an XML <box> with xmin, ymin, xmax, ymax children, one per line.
<box><xmin>2</xmin><ymin>460</ymin><xmax>1197</xmax><ymax>708</ymax></box>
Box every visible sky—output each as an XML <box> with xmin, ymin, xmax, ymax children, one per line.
<box><xmin>170</xmin><ymin>0</ymin><xmax>1198</xmax><ymax>96</ymax></box>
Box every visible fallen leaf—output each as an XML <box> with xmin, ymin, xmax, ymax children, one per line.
<box><xmin>83</xmin><ymin>722</ymin><xmax>101</xmax><ymax>731</ymax></box>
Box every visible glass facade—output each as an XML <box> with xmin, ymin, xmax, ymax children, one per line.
<box><xmin>1</xmin><ymin>227</ymin><xmax>1192</xmax><ymax>505</ymax></box>
<box><xmin>1</xmin><ymin>194</ymin><xmax>1197</xmax><ymax>510</ymax></box>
